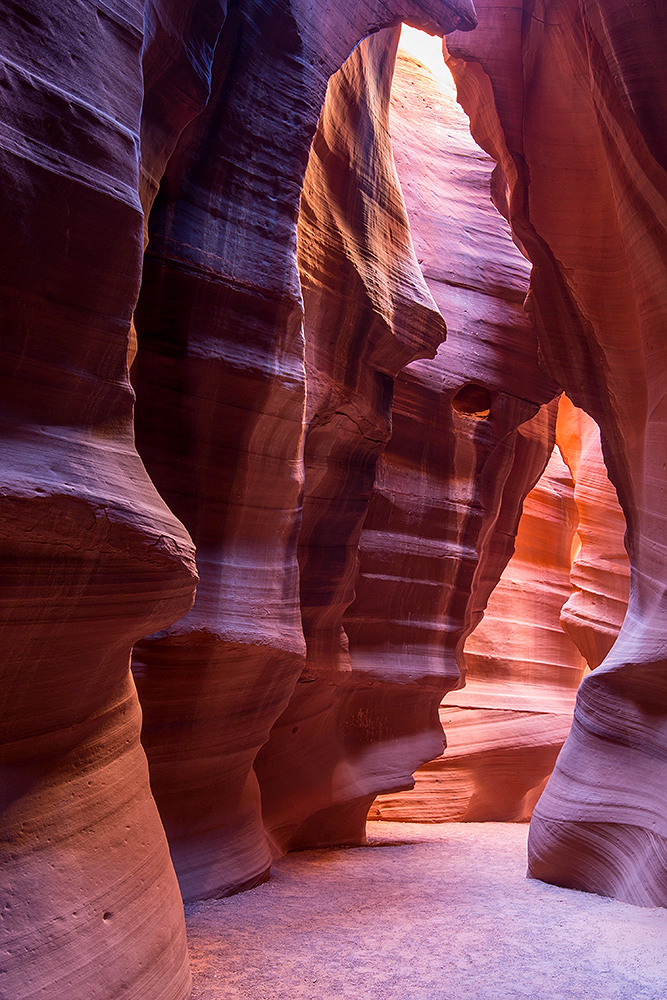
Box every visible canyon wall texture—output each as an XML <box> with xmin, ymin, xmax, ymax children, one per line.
<box><xmin>3</xmin><ymin>1</ymin><xmax>666</xmax><ymax>997</ymax></box>
<box><xmin>557</xmin><ymin>395</ymin><xmax>630</xmax><ymax>669</ymax></box>
<box><xmin>370</xmin><ymin>391</ymin><xmax>630</xmax><ymax>825</ymax></box>
<box><xmin>0</xmin><ymin>4</ymin><xmax>199</xmax><ymax>998</ymax></box>
<box><xmin>371</xmin><ymin>439</ymin><xmax>587</xmax><ymax>823</ymax></box>
<box><xmin>131</xmin><ymin>1</ymin><xmax>476</xmax><ymax>906</ymax></box>
<box><xmin>254</xmin><ymin>29</ymin><xmax>449</xmax><ymax>855</ymax></box>
<box><xmin>257</xmin><ymin>38</ymin><xmax>561</xmax><ymax>855</ymax></box>
<box><xmin>359</xmin><ymin>41</ymin><xmax>562</xmax><ymax>824</ymax></box>
<box><xmin>2</xmin><ymin>3</ymin><xmax>482</xmax><ymax>999</ymax></box>
<box><xmin>446</xmin><ymin>0</ymin><xmax>667</xmax><ymax>904</ymax></box>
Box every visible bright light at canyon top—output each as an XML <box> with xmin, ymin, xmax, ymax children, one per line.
<box><xmin>398</xmin><ymin>24</ymin><xmax>458</xmax><ymax>97</ymax></box>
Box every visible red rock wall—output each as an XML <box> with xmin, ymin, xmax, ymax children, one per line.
<box><xmin>356</xmin><ymin>42</ymin><xmax>561</xmax><ymax>821</ymax></box>
<box><xmin>370</xmin><ymin>439</ymin><xmax>586</xmax><ymax>823</ymax></box>
<box><xmin>371</xmin><ymin>441</ymin><xmax>585</xmax><ymax>821</ymax></box>
<box><xmin>446</xmin><ymin>0</ymin><xmax>667</xmax><ymax>905</ymax></box>
<box><xmin>131</xmin><ymin>0</ymin><xmax>477</xmax><ymax>904</ymax></box>
<box><xmin>370</xmin><ymin>389</ymin><xmax>631</xmax><ymax>825</ymax></box>
<box><xmin>2</xmin><ymin>3</ymin><xmax>484</xmax><ymax>996</ymax></box>
<box><xmin>0</xmin><ymin>2</ymin><xmax>199</xmax><ymax>998</ymax></box>
<box><xmin>4</xmin><ymin>1</ymin><xmax>664</xmax><ymax>994</ymax></box>
<box><xmin>255</xmin><ymin>29</ymin><xmax>448</xmax><ymax>854</ymax></box>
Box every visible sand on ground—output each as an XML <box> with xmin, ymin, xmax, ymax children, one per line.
<box><xmin>186</xmin><ymin>821</ymin><xmax>667</xmax><ymax>1000</ymax></box>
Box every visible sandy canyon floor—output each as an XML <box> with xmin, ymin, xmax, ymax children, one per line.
<box><xmin>186</xmin><ymin>822</ymin><xmax>667</xmax><ymax>999</ymax></box>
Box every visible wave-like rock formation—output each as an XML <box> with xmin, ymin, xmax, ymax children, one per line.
<box><xmin>359</xmin><ymin>42</ymin><xmax>560</xmax><ymax>822</ymax></box>
<box><xmin>446</xmin><ymin>0</ymin><xmax>667</xmax><ymax>905</ymax></box>
<box><xmin>4</xmin><ymin>0</ymin><xmax>666</xmax><ymax>995</ymax></box>
<box><xmin>371</xmin><ymin>386</ymin><xmax>633</xmax><ymax>825</ymax></box>
<box><xmin>131</xmin><ymin>1</ymin><xmax>476</xmax><ymax>908</ymax></box>
<box><xmin>3</xmin><ymin>3</ymin><xmax>483</xmax><ymax>998</ymax></box>
<box><xmin>254</xmin><ymin>29</ymin><xmax>449</xmax><ymax>855</ymax></box>
<box><xmin>0</xmin><ymin>3</ymin><xmax>199</xmax><ymax>998</ymax></box>
<box><xmin>371</xmin><ymin>440</ymin><xmax>587</xmax><ymax>822</ymax></box>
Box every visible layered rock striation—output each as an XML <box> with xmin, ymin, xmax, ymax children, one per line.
<box><xmin>557</xmin><ymin>394</ymin><xmax>630</xmax><ymax>670</ymax></box>
<box><xmin>446</xmin><ymin>0</ymin><xmax>667</xmax><ymax>905</ymax></box>
<box><xmin>0</xmin><ymin>3</ymin><xmax>199</xmax><ymax>998</ymax></box>
<box><xmin>4</xmin><ymin>2</ymin><xmax>667</xmax><ymax>996</ymax></box>
<box><xmin>1</xmin><ymin>3</ymin><xmax>481</xmax><ymax>997</ymax></box>
<box><xmin>358</xmin><ymin>41</ymin><xmax>561</xmax><ymax>823</ymax></box>
<box><xmin>371</xmin><ymin>389</ymin><xmax>631</xmax><ymax>825</ymax></box>
<box><xmin>255</xmin><ymin>28</ymin><xmax>448</xmax><ymax>855</ymax></box>
<box><xmin>371</xmin><ymin>440</ymin><xmax>587</xmax><ymax>823</ymax></box>
<box><xmin>131</xmin><ymin>0</ymin><xmax>477</xmax><ymax>904</ymax></box>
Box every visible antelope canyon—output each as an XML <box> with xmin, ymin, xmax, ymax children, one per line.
<box><xmin>1</xmin><ymin>2</ymin><xmax>665</xmax><ymax>999</ymax></box>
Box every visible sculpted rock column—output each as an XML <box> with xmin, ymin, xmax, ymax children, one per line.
<box><xmin>371</xmin><ymin>437</ymin><xmax>586</xmax><ymax>822</ymax></box>
<box><xmin>446</xmin><ymin>0</ymin><xmax>667</xmax><ymax>905</ymax></box>
<box><xmin>346</xmin><ymin>40</ymin><xmax>559</xmax><ymax>825</ymax></box>
<box><xmin>131</xmin><ymin>0</ymin><xmax>477</xmax><ymax>899</ymax></box>
<box><xmin>0</xmin><ymin>3</ymin><xmax>197</xmax><ymax>999</ymax></box>
<box><xmin>255</xmin><ymin>28</ymin><xmax>447</xmax><ymax>853</ymax></box>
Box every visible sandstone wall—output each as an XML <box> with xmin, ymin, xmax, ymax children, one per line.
<box><xmin>371</xmin><ymin>388</ymin><xmax>631</xmax><ymax>826</ymax></box>
<box><xmin>360</xmin><ymin>42</ymin><xmax>561</xmax><ymax>822</ymax></box>
<box><xmin>447</xmin><ymin>0</ymin><xmax>667</xmax><ymax>905</ymax></box>
<box><xmin>1</xmin><ymin>3</ymin><xmax>482</xmax><ymax>998</ymax></box>
<box><xmin>557</xmin><ymin>395</ymin><xmax>631</xmax><ymax>669</ymax></box>
<box><xmin>0</xmin><ymin>2</ymin><xmax>199</xmax><ymax>997</ymax></box>
<box><xmin>371</xmin><ymin>441</ymin><xmax>587</xmax><ymax>823</ymax></box>
<box><xmin>3</xmin><ymin>2</ymin><xmax>665</xmax><ymax>996</ymax></box>
<box><xmin>255</xmin><ymin>29</ymin><xmax>448</xmax><ymax>855</ymax></box>
<box><xmin>131</xmin><ymin>0</ymin><xmax>476</xmax><ymax>906</ymax></box>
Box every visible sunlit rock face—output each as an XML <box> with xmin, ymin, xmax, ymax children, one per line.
<box><xmin>371</xmin><ymin>391</ymin><xmax>631</xmax><ymax>825</ymax></box>
<box><xmin>360</xmin><ymin>41</ymin><xmax>560</xmax><ymax>822</ymax></box>
<box><xmin>131</xmin><ymin>0</ymin><xmax>477</xmax><ymax>904</ymax></box>
<box><xmin>447</xmin><ymin>0</ymin><xmax>667</xmax><ymax>906</ymax></box>
<box><xmin>370</xmin><ymin>441</ymin><xmax>587</xmax><ymax>823</ymax></box>
<box><xmin>557</xmin><ymin>395</ymin><xmax>630</xmax><ymax>669</ymax></box>
<box><xmin>258</xmin><ymin>34</ymin><xmax>557</xmax><ymax>854</ymax></box>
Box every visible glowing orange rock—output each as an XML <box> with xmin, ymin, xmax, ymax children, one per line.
<box><xmin>557</xmin><ymin>395</ymin><xmax>630</xmax><ymax>669</ymax></box>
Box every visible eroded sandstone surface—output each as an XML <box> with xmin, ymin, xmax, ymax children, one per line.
<box><xmin>131</xmin><ymin>1</ymin><xmax>476</xmax><ymax>905</ymax></box>
<box><xmin>370</xmin><ymin>440</ymin><xmax>587</xmax><ymax>823</ymax></box>
<box><xmin>1</xmin><ymin>4</ymin><xmax>481</xmax><ymax>999</ymax></box>
<box><xmin>370</xmin><ymin>390</ymin><xmax>631</xmax><ymax>825</ymax></box>
<box><xmin>2</xmin><ymin>2</ymin><xmax>666</xmax><ymax>998</ymax></box>
<box><xmin>0</xmin><ymin>4</ymin><xmax>198</xmax><ymax>997</ymax></box>
<box><xmin>557</xmin><ymin>395</ymin><xmax>630</xmax><ymax>670</ymax></box>
<box><xmin>446</xmin><ymin>0</ymin><xmax>667</xmax><ymax>904</ymax></box>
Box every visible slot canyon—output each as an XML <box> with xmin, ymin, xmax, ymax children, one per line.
<box><xmin>1</xmin><ymin>2</ymin><xmax>666</xmax><ymax>998</ymax></box>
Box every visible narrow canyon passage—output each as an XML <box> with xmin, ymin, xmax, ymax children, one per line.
<box><xmin>2</xmin><ymin>4</ymin><xmax>667</xmax><ymax>999</ymax></box>
<box><xmin>186</xmin><ymin>823</ymin><xmax>667</xmax><ymax>1000</ymax></box>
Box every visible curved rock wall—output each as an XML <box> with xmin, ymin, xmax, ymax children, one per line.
<box><xmin>446</xmin><ymin>0</ymin><xmax>667</xmax><ymax>905</ymax></box>
<box><xmin>0</xmin><ymin>2</ymin><xmax>198</xmax><ymax>998</ymax></box>
<box><xmin>131</xmin><ymin>0</ymin><xmax>477</xmax><ymax>904</ymax></box>
<box><xmin>371</xmin><ymin>387</ymin><xmax>632</xmax><ymax>825</ymax></box>
<box><xmin>255</xmin><ymin>28</ymin><xmax>448</xmax><ymax>854</ymax></box>
<box><xmin>359</xmin><ymin>41</ymin><xmax>560</xmax><ymax>822</ymax></box>
<box><xmin>370</xmin><ymin>439</ymin><xmax>586</xmax><ymax>823</ymax></box>
<box><xmin>4</xmin><ymin>1</ymin><xmax>665</xmax><ymax>994</ymax></box>
<box><xmin>2</xmin><ymin>3</ymin><xmax>483</xmax><ymax>996</ymax></box>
